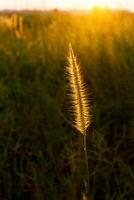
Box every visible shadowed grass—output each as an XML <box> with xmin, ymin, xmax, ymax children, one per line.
<box><xmin>0</xmin><ymin>9</ymin><xmax>134</xmax><ymax>200</ymax></box>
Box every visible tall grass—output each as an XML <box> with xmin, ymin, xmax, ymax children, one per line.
<box><xmin>0</xmin><ymin>14</ymin><xmax>23</xmax><ymax>38</ymax></box>
<box><xmin>66</xmin><ymin>43</ymin><xmax>91</xmax><ymax>199</ymax></box>
<box><xmin>0</xmin><ymin>9</ymin><xmax>134</xmax><ymax>200</ymax></box>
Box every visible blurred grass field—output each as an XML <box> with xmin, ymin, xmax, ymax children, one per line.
<box><xmin>0</xmin><ymin>9</ymin><xmax>134</xmax><ymax>200</ymax></box>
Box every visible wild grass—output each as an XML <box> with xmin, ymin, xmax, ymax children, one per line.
<box><xmin>66</xmin><ymin>43</ymin><xmax>91</xmax><ymax>135</ymax></box>
<box><xmin>0</xmin><ymin>9</ymin><xmax>134</xmax><ymax>200</ymax></box>
<box><xmin>66</xmin><ymin>43</ymin><xmax>91</xmax><ymax>199</ymax></box>
<box><xmin>0</xmin><ymin>14</ymin><xmax>23</xmax><ymax>38</ymax></box>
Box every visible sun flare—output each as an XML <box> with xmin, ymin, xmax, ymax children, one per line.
<box><xmin>76</xmin><ymin>0</ymin><xmax>116</xmax><ymax>10</ymax></box>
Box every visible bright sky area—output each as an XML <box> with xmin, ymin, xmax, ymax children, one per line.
<box><xmin>0</xmin><ymin>0</ymin><xmax>134</xmax><ymax>11</ymax></box>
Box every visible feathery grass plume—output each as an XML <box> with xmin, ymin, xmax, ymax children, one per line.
<box><xmin>66</xmin><ymin>43</ymin><xmax>91</xmax><ymax>135</ymax></box>
<box><xmin>66</xmin><ymin>43</ymin><xmax>91</xmax><ymax>199</ymax></box>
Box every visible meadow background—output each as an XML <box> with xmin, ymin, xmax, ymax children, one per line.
<box><xmin>0</xmin><ymin>9</ymin><xmax>134</xmax><ymax>200</ymax></box>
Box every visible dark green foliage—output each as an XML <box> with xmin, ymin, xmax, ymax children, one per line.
<box><xmin>0</xmin><ymin>10</ymin><xmax>134</xmax><ymax>200</ymax></box>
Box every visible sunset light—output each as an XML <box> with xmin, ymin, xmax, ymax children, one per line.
<box><xmin>0</xmin><ymin>0</ymin><xmax>134</xmax><ymax>11</ymax></box>
<box><xmin>0</xmin><ymin>0</ymin><xmax>134</xmax><ymax>197</ymax></box>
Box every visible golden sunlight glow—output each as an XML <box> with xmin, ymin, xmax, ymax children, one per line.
<box><xmin>77</xmin><ymin>0</ymin><xmax>108</xmax><ymax>9</ymax></box>
<box><xmin>62</xmin><ymin>0</ymin><xmax>133</xmax><ymax>11</ymax></box>
<box><xmin>0</xmin><ymin>0</ymin><xmax>133</xmax><ymax>11</ymax></box>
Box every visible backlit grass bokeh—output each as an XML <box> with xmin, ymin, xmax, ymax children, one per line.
<box><xmin>0</xmin><ymin>9</ymin><xmax>134</xmax><ymax>200</ymax></box>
